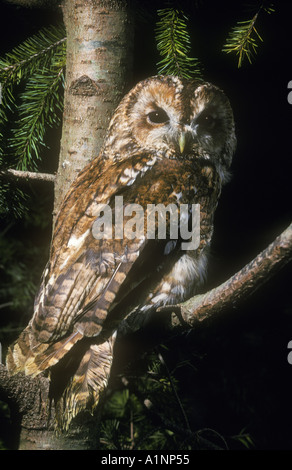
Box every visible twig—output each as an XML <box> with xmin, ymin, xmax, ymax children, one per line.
<box><xmin>158</xmin><ymin>222</ymin><xmax>292</xmax><ymax>327</ymax></box>
<box><xmin>0</xmin><ymin>169</ymin><xmax>56</xmax><ymax>183</ymax></box>
<box><xmin>0</xmin><ymin>302</ymin><xmax>14</xmax><ymax>310</ymax></box>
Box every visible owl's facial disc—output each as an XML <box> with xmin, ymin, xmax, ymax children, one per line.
<box><xmin>134</xmin><ymin>100</ymin><xmax>218</xmax><ymax>158</ymax></box>
<box><xmin>124</xmin><ymin>77</ymin><xmax>235</xmax><ymax>170</ymax></box>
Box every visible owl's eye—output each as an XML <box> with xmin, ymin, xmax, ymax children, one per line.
<box><xmin>197</xmin><ymin>113</ymin><xmax>216</xmax><ymax>130</ymax></box>
<box><xmin>147</xmin><ymin>108</ymin><xmax>169</xmax><ymax>124</ymax></box>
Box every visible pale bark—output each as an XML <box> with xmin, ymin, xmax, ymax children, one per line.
<box><xmin>0</xmin><ymin>169</ymin><xmax>55</xmax><ymax>182</ymax></box>
<box><xmin>0</xmin><ymin>363</ymin><xmax>100</xmax><ymax>449</ymax></box>
<box><xmin>53</xmin><ymin>0</ymin><xmax>134</xmax><ymax>217</ymax></box>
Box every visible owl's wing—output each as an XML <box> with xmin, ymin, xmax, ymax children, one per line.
<box><xmin>6</xmin><ymin>152</ymin><xmax>183</xmax><ymax>428</ymax></box>
<box><xmin>8</xmin><ymin>153</ymin><xmax>161</xmax><ymax>370</ymax></box>
<box><xmin>7</xmin><ymin>150</ymin><xmax>218</xmax><ymax>429</ymax></box>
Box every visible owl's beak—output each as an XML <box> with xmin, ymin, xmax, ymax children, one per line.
<box><xmin>178</xmin><ymin>130</ymin><xmax>194</xmax><ymax>154</ymax></box>
<box><xmin>178</xmin><ymin>132</ymin><xmax>186</xmax><ymax>154</ymax></box>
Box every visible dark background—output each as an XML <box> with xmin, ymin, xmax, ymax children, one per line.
<box><xmin>0</xmin><ymin>0</ymin><xmax>291</xmax><ymax>450</ymax></box>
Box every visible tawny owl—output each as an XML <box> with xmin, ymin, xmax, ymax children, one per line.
<box><xmin>6</xmin><ymin>75</ymin><xmax>236</xmax><ymax>429</ymax></box>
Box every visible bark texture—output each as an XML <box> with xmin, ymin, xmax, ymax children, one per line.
<box><xmin>54</xmin><ymin>0</ymin><xmax>134</xmax><ymax>216</ymax></box>
<box><xmin>0</xmin><ymin>363</ymin><xmax>102</xmax><ymax>449</ymax></box>
<box><xmin>0</xmin><ymin>169</ymin><xmax>55</xmax><ymax>182</ymax></box>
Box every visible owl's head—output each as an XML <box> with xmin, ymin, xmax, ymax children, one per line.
<box><xmin>103</xmin><ymin>75</ymin><xmax>236</xmax><ymax>183</ymax></box>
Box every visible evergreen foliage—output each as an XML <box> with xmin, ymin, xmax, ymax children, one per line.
<box><xmin>99</xmin><ymin>347</ymin><xmax>255</xmax><ymax>450</ymax></box>
<box><xmin>222</xmin><ymin>2</ymin><xmax>275</xmax><ymax>67</ymax></box>
<box><xmin>0</xmin><ymin>24</ymin><xmax>66</xmax><ymax>170</ymax></box>
<box><xmin>0</xmin><ymin>191</ymin><xmax>52</xmax><ymax>347</ymax></box>
<box><xmin>0</xmin><ymin>24</ymin><xmax>66</xmax><ymax>216</ymax></box>
<box><xmin>155</xmin><ymin>8</ymin><xmax>203</xmax><ymax>79</ymax></box>
<box><xmin>100</xmin><ymin>349</ymin><xmax>196</xmax><ymax>450</ymax></box>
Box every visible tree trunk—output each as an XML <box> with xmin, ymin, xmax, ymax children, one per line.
<box><xmin>0</xmin><ymin>363</ymin><xmax>102</xmax><ymax>450</ymax></box>
<box><xmin>53</xmin><ymin>0</ymin><xmax>134</xmax><ymax>217</ymax></box>
<box><xmin>0</xmin><ymin>0</ymin><xmax>134</xmax><ymax>450</ymax></box>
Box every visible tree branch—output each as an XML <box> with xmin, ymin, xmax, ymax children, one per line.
<box><xmin>157</xmin><ymin>222</ymin><xmax>292</xmax><ymax>328</ymax></box>
<box><xmin>0</xmin><ymin>168</ymin><xmax>56</xmax><ymax>182</ymax></box>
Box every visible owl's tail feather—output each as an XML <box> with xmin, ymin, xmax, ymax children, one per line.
<box><xmin>54</xmin><ymin>332</ymin><xmax>116</xmax><ymax>431</ymax></box>
<box><xmin>6</xmin><ymin>327</ymin><xmax>83</xmax><ymax>378</ymax></box>
<box><xmin>6</xmin><ymin>327</ymin><xmax>116</xmax><ymax>431</ymax></box>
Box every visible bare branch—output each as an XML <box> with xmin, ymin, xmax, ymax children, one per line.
<box><xmin>158</xmin><ymin>222</ymin><xmax>292</xmax><ymax>328</ymax></box>
<box><xmin>0</xmin><ymin>168</ymin><xmax>56</xmax><ymax>182</ymax></box>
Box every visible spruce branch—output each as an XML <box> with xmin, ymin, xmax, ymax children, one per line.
<box><xmin>0</xmin><ymin>24</ymin><xmax>66</xmax><ymax>170</ymax></box>
<box><xmin>9</xmin><ymin>66</ymin><xmax>65</xmax><ymax>170</ymax></box>
<box><xmin>0</xmin><ymin>25</ymin><xmax>66</xmax><ymax>88</ymax></box>
<box><xmin>222</xmin><ymin>2</ymin><xmax>275</xmax><ymax>67</ymax></box>
<box><xmin>155</xmin><ymin>8</ymin><xmax>203</xmax><ymax>79</ymax></box>
<box><xmin>0</xmin><ymin>24</ymin><xmax>66</xmax><ymax>131</ymax></box>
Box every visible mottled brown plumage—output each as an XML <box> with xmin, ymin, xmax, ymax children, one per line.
<box><xmin>6</xmin><ymin>75</ymin><xmax>236</xmax><ymax>430</ymax></box>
